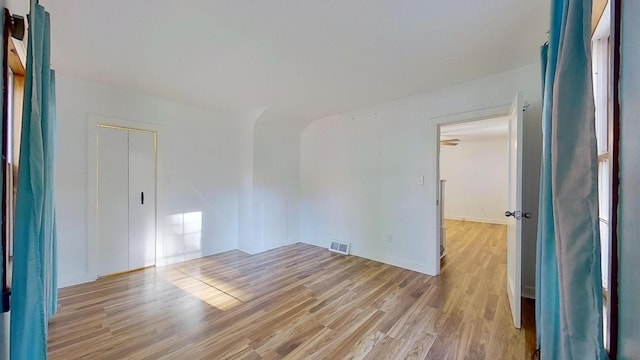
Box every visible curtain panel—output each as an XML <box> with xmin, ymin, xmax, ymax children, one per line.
<box><xmin>10</xmin><ymin>2</ymin><xmax>58</xmax><ymax>359</ymax></box>
<box><xmin>536</xmin><ymin>0</ymin><xmax>606</xmax><ymax>358</ymax></box>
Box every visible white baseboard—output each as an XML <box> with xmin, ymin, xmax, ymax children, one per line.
<box><xmin>444</xmin><ymin>216</ymin><xmax>507</xmax><ymax>225</ymax></box>
<box><xmin>58</xmin><ymin>272</ymin><xmax>98</xmax><ymax>288</ymax></box>
<box><xmin>522</xmin><ymin>285</ymin><xmax>536</xmax><ymax>299</ymax></box>
<box><xmin>299</xmin><ymin>240</ymin><xmax>435</xmax><ymax>276</ymax></box>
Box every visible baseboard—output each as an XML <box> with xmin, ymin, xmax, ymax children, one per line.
<box><xmin>58</xmin><ymin>272</ymin><xmax>98</xmax><ymax>289</ymax></box>
<box><xmin>522</xmin><ymin>285</ymin><xmax>536</xmax><ymax>299</ymax></box>
<box><xmin>339</xmin><ymin>247</ymin><xmax>434</xmax><ymax>276</ymax></box>
<box><xmin>299</xmin><ymin>240</ymin><xmax>435</xmax><ymax>276</ymax></box>
<box><xmin>237</xmin><ymin>245</ymin><xmax>266</xmax><ymax>255</ymax></box>
<box><xmin>444</xmin><ymin>216</ymin><xmax>507</xmax><ymax>225</ymax></box>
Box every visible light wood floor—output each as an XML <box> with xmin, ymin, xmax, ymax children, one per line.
<box><xmin>48</xmin><ymin>220</ymin><xmax>535</xmax><ymax>359</ymax></box>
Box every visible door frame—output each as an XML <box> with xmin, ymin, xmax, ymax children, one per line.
<box><xmin>87</xmin><ymin>115</ymin><xmax>162</xmax><ymax>281</ymax></box>
<box><xmin>432</xmin><ymin>102</ymin><xmax>514</xmax><ymax>275</ymax></box>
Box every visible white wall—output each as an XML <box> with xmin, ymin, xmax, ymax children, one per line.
<box><xmin>251</xmin><ymin>121</ymin><xmax>300</xmax><ymax>253</ymax></box>
<box><xmin>236</xmin><ymin>109</ymin><xmax>262</xmax><ymax>254</ymax></box>
<box><xmin>300</xmin><ymin>63</ymin><xmax>541</xmax><ymax>276</ymax></box>
<box><xmin>55</xmin><ymin>74</ymin><xmax>244</xmax><ymax>287</ymax></box>
<box><xmin>440</xmin><ymin>134</ymin><xmax>508</xmax><ymax>224</ymax></box>
<box><xmin>4</xmin><ymin>0</ymin><xmax>27</xmax><ymax>17</ymax></box>
<box><xmin>619</xmin><ymin>1</ymin><xmax>640</xmax><ymax>358</ymax></box>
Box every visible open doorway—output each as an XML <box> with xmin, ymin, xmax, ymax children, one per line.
<box><xmin>438</xmin><ymin>116</ymin><xmax>509</xmax><ymax>268</ymax></box>
<box><xmin>433</xmin><ymin>94</ymin><xmax>542</xmax><ymax>337</ymax></box>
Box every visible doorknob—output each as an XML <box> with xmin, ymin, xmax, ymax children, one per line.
<box><xmin>505</xmin><ymin>210</ymin><xmax>532</xmax><ymax>220</ymax></box>
<box><xmin>505</xmin><ymin>210</ymin><xmax>523</xmax><ymax>220</ymax></box>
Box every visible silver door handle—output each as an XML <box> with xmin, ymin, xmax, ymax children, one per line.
<box><xmin>505</xmin><ymin>210</ymin><xmax>531</xmax><ymax>220</ymax></box>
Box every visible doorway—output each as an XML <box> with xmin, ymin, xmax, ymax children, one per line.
<box><xmin>434</xmin><ymin>94</ymin><xmax>526</xmax><ymax>329</ymax></box>
<box><xmin>439</xmin><ymin>116</ymin><xmax>510</xmax><ymax>227</ymax></box>
<box><xmin>438</xmin><ymin>116</ymin><xmax>510</xmax><ymax>266</ymax></box>
<box><xmin>433</xmin><ymin>93</ymin><xmax>542</xmax><ymax>331</ymax></box>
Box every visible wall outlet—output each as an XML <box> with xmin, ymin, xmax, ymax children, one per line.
<box><xmin>387</xmin><ymin>234</ymin><xmax>393</xmax><ymax>243</ymax></box>
<box><xmin>417</xmin><ymin>175</ymin><xmax>425</xmax><ymax>185</ymax></box>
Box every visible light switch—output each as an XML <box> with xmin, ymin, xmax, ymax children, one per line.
<box><xmin>418</xmin><ymin>175</ymin><xmax>424</xmax><ymax>185</ymax></box>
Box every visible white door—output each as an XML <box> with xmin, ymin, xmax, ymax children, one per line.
<box><xmin>97</xmin><ymin>127</ymin><xmax>130</xmax><ymax>276</ymax></box>
<box><xmin>97</xmin><ymin>126</ymin><xmax>156</xmax><ymax>276</ymax></box>
<box><xmin>128</xmin><ymin>131</ymin><xmax>156</xmax><ymax>270</ymax></box>
<box><xmin>506</xmin><ymin>93</ymin><xmax>523</xmax><ymax>328</ymax></box>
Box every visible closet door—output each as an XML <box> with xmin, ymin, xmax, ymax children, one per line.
<box><xmin>128</xmin><ymin>131</ymin><xmax>156</xmax><ymax>270</ymax></box>
<box><xmin>97</xmin><ymin>127</ymin><xmax>129</xmax><ymax>276</ymax></box>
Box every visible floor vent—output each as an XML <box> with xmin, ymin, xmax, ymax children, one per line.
<box><xmin>329</xmin><ymin>240</ymin><xmax>350</xmax><ymax>255</ymax></box>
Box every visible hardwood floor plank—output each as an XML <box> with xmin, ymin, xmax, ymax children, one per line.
<box><xmin>48</xmin><ymin>221</ymin><xmax>535</xmax><ymax>359</ymax></box>
<box><xmin>280</xmin><ymin>327</ymin><xmax>335</xmax><ymax>359</ymax></box>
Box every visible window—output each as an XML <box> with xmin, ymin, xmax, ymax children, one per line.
<box><xmin>2</xmin><ymin>10</ymin><xmax>26</xmax><ymax>312</ymax></box>
<box><xmin>591</xmin><ymin>1</ymin><xmax>616</xmax><ymax>354</ymax></box>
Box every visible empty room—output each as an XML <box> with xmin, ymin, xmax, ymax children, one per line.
<box><xmin>2</xmin><ymin>0</ymin><xmax>639</xmax><ymax>359</ymax></box>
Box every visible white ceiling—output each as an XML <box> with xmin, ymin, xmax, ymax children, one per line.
<box><xmin>41</xmin><ymin>0</ymin><xmax>549</xmax><ymax>129</ymax></box>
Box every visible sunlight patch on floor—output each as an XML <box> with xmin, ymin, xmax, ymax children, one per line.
<box><xmin>158</xmin><ymin>268</ymin><xmax>247</xmax><ymax>311</ymax></box>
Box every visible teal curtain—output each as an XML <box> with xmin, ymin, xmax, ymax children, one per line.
<box><xmin>10</xmin><ymin>2</ymin><xmax>58</xmax><ymax>359</ymax></box>
<box><xmin>536</xmin><ymin>0</ymin><xmax>606</xmax><ymax>359</ymax></box>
